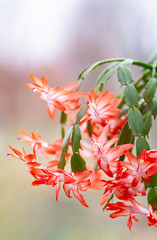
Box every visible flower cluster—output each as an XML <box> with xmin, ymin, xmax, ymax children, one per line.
<box><xmin>8</xmin><ymin>73</ymin><xmax>157</xmax><ymax>231</ymax></box>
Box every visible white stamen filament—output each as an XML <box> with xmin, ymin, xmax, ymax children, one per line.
<box><xmin>94</xmin><ymin>142</ymin><xmax>100</xmax><ymax>148</ymax></box>
<box><xmin>89</xmin><ymin>103</ymin><xmax>96</xmax><ymax>110</ymax></box>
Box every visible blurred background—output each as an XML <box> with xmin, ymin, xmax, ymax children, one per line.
<box><xmin>1</xmin><ymin>0</ymin><xmax>157</xmax><ymax>239</ymax></box>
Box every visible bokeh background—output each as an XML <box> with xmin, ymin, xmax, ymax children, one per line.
<box><xmin>1</xmin><ymin>0</ymin><xmax>157</xmax><ymax>239</ymax></box>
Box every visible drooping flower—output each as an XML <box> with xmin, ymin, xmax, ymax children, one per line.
<box><xmin>106</xmin><ymin>199</ymin><xmax>150</xmax><ymax>231</ymax></box>
<box><xmin>8</xmin><ymin>145</ymin><xmax>42</xmax><ymax>174</ymax></box>
<box><xmin>26</xmin><ymin>74</ymin><xmax>85</xmax><ymax>119</ymax></box>
<box><xmin>8</xmin><ymin>70</ymin><xmax>157</xmax><ymax>231</ymax></box>
<box><xmin>17</xmin><ymin>129</ymin><xmax>72</xmax><ymax>166</ymax></box>
<box><xmin>18</xmin><ymin>129</ymin><xmax>62</xmax><ymax>159</ymax></box>
<box><xmin>32</xmin><ymin>168</ymin><xmax>75</xmax><ymax>201</ymax></box>
<box><xmin>32</xmin><ymin>168</ymin><xmax>92</xmax><ymax>207</ymax></box>
<box><xmin>63</xmin><ymin>170</ymin><xmax>92</xmax><ymax>207</ymax></box>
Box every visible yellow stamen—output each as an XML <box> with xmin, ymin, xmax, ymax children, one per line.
<box><xmin>94</xmin><ymin>142</ymin><xmax>100</xmax><ymax>148</ymax></box>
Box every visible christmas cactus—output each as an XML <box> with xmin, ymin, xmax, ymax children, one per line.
<box><xmin>8</xmin><ymin>57</ymin><xmax>157</xmax><ymax>231</ymax></box>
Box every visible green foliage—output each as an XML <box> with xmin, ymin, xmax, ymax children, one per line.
<box><xmin>136</xmin><ymin>136</ymin><xmax>150</xmax><ymax>157</ymax></box>
<box><xmin>124</xmin><ymin>84</ymin><xmax>138</xmax><ymax>107</ymax></box>
<box><xmin>71</xmin><ymin>153</ymin><xmax>87</xmax><ymax>173</ymax></box>
<box><xmin>95</xmin><ymin>68</ymin><xmax>117</xmax><ymax>93</ymax></box>
<box><xmin>78</xmin><ymin>61</ymin><xmax>104</xmax><ymax>80</ymax></box>
<box><xmin>118</xmin><ymin>66</ymin><xmax>133</xmax><ymax>86</ymax></box>
<box><xmin>147</xmin><ymin>187</ymin><xmax>157</xmax><ymax>209</ymax></box>
<box><xmin>143</xmin><ymin>78</ymin><xmax>156</xmax><ymax>104</ymax></box>
<box><xmin>145</xmin><ymin>174</ymin><xmax>157</xmax><ymax>189</ymax></box>
<box><xmin>119</xmin><ymin>59</ymin><xmax>133</xmax><ymax>66</ymax></box>
<box><xmin>60</xmin><ymin>111</ymin><xmax>67</xmax><ymax>124</ymax></box>
<box><xmin>72</xmin><ymin>125</ymin><xmax>82</xmax><ymax>153</ymax></box>
<box><xmin>87</xmin><ymin>122</ymin><xmax>92</xmax><ymax>137</ymax></box>
<box><xmin>143</xmin><ymin>112</ymin><xmax>152</xmax><ymax>136</ymax></box>
<box><xmin>128</xmin><ymin>107</ymin><xmax>144</xmax><ymax>136</ymax></box>
<box><xmin>62</xmin><ymin>126</ymin><xmax>73</xmax><ymax>152</ymax></box>
<box><xmin>58</xmin><ymin>152</ymin><xmax>66</xmax><ymax>170</ymax></box>
<box><xmin>78</xmin><ymin>58</ymin><xmax>152</xmax><ymax>82</ymax></box>
<box><xmin>74</xmin><ymin>104</ymin><xmax>88</xmax><ymax>124</ymax></box>
<box><xmin>150</xmin><ymin>97</ymin><xmax>157</xmax><ymax>116</ymax></box>
<box><xmin>59</xmin><ymin>56</ymin><xmax>157</xmax><ymax>212</ymax></box>
<box><xmin>117</xmin><ymin>121</ymin><xmax>133</xmax><ymax>161</ymax></box>
<box><xmin>61</xmin><ymin>126</ymin><xmax>65</xmax><ymax>138</ymax></box>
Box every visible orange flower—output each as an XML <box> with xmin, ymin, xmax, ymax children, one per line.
<box><xmin>8</xmin><ymin>145</ymin><xmax>42</xmax><ymax>175</ymax></box>
<box><xmin>100</xmin><ymin>173</ymin><xmax>146</xmax><ymax>206</ymax></box>
<box><xmin>32</xmin><ymin>168</ymin><xmax>92</xmax><ymax>206</ymax></box>
<box><xmin>26</xmin><ymin>74</ymin><xmax>85</xmax><ymax>119</ymax></box>
<box><xmin>63</xmin><ymin>170</ymin><xmax>92</xmax><ymax>207</ymax></box>
<box><xmin>145</xmin><ymin>149</ymin><xmax>157</xmax><ymax>176</ymax></box>
<box><xmin>119</xmin><ymin>150</ymin><xmax>154</xmax><ymax>186</ymax></box>
<box><xmin>106</xmin><ymin>115</ymin><xmax>126</xmax><ymax>138</ymax></box>
<box><xmin>106</xmin><ymin>199</ymin><xmax>157</xmax><ymax>231</ymax></box>
<box><xmin>18</xmin><ymin>128</ymin><xmax>62</xmax><ymax>160</ymax></box>
<box><xmin>106</xmin><ymin>199</ymin><xmax>148</xmax><ymax>231</ymax></box>
<box><xmin>91</xmin><ymin>125</ymin><xmax>133</xmax><ymax>177</ymax></box>
<box><xmin>81</xmin><ymin>88</ymin><xmax>121</xmax><ymax>125</ymax></box>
